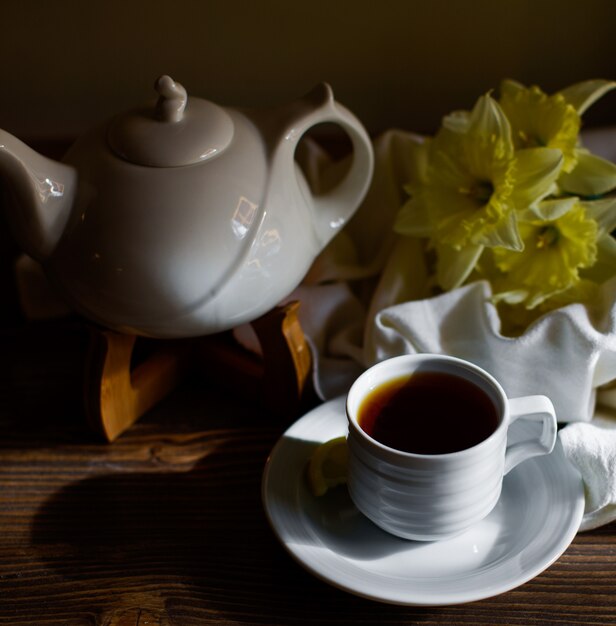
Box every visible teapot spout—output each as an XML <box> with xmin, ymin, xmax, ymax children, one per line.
<box><xmin>0</xmin><ymin>129</ymin><xmax>77</xmax><ymax>261</ymax></box>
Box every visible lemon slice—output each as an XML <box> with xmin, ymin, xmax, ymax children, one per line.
<box><xmin>307</xmin><ymin>436</ymin><xmax>348</xmax><ymax>496</ymax></box>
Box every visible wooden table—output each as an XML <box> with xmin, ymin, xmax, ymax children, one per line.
<box><xmin>1</xmin><ymin>323</ymin><xmax>616</xmax><ymax>626</ymax></box>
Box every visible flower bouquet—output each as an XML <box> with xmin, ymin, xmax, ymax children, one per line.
<box><xmin>393</xmin><ymin>79</ymin><xmax>616</xmax><ymax>335</ymax></box>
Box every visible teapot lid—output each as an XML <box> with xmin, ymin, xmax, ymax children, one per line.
<box><xmin>107</xmin><ymin>75</ymin><xmax>234</xmax><ymax>167</ymax></box>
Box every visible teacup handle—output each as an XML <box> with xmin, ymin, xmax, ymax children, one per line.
<box><xmin>504</xmin><ymin>395</ymin><xmax>557</xmax><ymax>475</ymax></box>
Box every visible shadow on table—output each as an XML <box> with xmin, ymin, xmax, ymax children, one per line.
<box><xmin>29</xmin><ymin>437</ymin><xmax>441</xmax><ymax>624</ymax></box>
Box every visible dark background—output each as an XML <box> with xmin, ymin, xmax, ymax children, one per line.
<box><xmin>1</xmin><ymin>0</ymin><xmax>615</xmax><ymax>141</ymax></box>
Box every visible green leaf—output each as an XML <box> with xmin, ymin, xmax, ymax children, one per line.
<box><xmin>559</xmin><ymin>152</ymin><xmax>616</xmax><ymax>197</ymax></box>
<box><xmin>558</xmin><ymin>80</ymin><xmax>616</xmax><ymax>115</ymax></box>
<box><xmin>436</xmin><ymin>242</ymin><xmax>484</xmax><ymax>290</ymax></box>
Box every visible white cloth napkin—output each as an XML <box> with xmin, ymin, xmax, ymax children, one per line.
<box><xmin>560</xmin><ymin>420</ymin><xmax>616</xmax><ymax>530</ymax></box>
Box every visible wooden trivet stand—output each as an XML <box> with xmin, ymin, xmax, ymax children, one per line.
<box><xmin>83</xmin><ymin>301</ymin><xmax>314</xmax><ymax>442</ymax></box>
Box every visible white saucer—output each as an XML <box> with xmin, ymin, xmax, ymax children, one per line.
<box><xmin>262</xmin><ymin>396</ymin><xmax>585</xmax><ymax>606</ymax></box>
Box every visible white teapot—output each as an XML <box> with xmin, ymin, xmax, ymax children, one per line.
<box><xmin>0</xmin><ymin>76</ymin><xmax>373</xmax><ymax>337</ymax></box>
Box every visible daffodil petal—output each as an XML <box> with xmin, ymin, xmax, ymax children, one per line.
<box><xmin>511</xmin><ymin>148</ymin><xmax>564</xmax><ymax>207</ymax></box>
<box><xmin>431</xmin><ymin>148</ymin><xmax>474</xmax><ymax>189</ymax></box>
<box><xmin>412</xmin><ymin>140</ymin><xmax>431</xmax><ymax>186</ymax></box>
<box><xmin>394</xmin><ymin>196</ymin><xmax>433</xmax><ymax>237</ymax></box>
<box><xmin>538</xmin><ymin>280</ymin><xmax>599</xmax><ymax>311</ymax></box>
<box><xmin>559</xmin><ymin>152</ymin><xmax>616</xmax><ymax>197</ymax></box>
<box><xmin>580</xmin><ymin>197</ymin><xmax>616</xmax><ymax>234</ymax></box>
<box><xmin>472</xmin><ymin>208</ymin><xmax>523</xmax><ymax>250</ymax></box>
<box><xmin>499</xmin><ymin>79</ymin><xmax>526</xmax><ymax>99</ymax></box>
<box><xmin>581</xmin><ymin>234</ymin><xmax>616</xmax><ymax>283</ymax></box>
<box><xmin>525</xmin><ymin>289</ymin><xmax>556</xmax><ymax>309</ymax></box>
<box><xmin>558</xmin><ymin>80</ymin><xmax>616</xmax><ymax>115</ymax></box>
<box><xmin>468</xmin><ymin>94</ymin><xmax>513</xmax><ymax>158</ymax></box>
<box><xmin>464</xmin><ymin>107</ymin><xmax>514</xmax><ymax>180</ymax></box>
<box><xmin>492</xmin><ymin>288</ymin><xmax>529</xmax><ymax>305</ymax></box>
<box><xmin>517</xmin><ymin>197</ymin><xmax>578</xmax><ymax>223</ymax></box>
<box><xmin>400</xmin><ymin>137</ymin><xmax>431</xmax><ymax>188</ymax></box>
<box><xmin>442</xmin><ymin>110</ymin><xmax>470</xmax><ymax>134</ymax></box>
<box><xmin>436</xmin><ymin>243</ymin><xmax>483</xmax><ymax>290</ymax></box>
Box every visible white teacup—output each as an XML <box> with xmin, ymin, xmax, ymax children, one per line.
<box><xmin>346</xmin><ymin>354</ymin><xmax>557</xmax><ymax>541</ymax></box>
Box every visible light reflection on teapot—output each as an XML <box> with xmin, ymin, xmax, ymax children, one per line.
<box><xmin>0</xmin><ymin>76</ymin><xmax>373</xmax><ymax>337</ymax></box>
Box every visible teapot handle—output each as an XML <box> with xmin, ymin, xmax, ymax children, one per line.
<box><xmin>277</xmin><ymin>83</ymin><xmax>374</xmax><ymax>246</ymax></box>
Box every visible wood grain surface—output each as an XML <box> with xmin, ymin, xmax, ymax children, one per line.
<box><xmin>0</xmin><ymin>325</ymin><xmax>615</xmax><ymax>625</ymax></box>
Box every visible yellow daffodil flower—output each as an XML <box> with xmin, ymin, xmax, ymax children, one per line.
<box><xmin>499</xmin><ymin>79</ymin><xmax>580</xmax><ymax>172</ymax></box>
<box><xmin>395</xmin><ymin>94</ymin><xmax>563</xmax><ymax>289</ymax></box>
<box><xmin>559</xmin><ymin>80</ymin><xmax>616</xmax><ymax>196</ymax></box>
<box><xmin>500</xmin><ymin>79</ymin><xmax>616</xmax><ymax>195</ymax></box>
<box><xmin>491</xmin><ymin>198</ymin><xmax>607</xmax><ymax>308</ymax></box>
<box><xmin>579</xmin><ymin>197</ymin><xmax>616</xmax><ymax>283</ymax></box>
<box><xmin>393</xmin><ymin>77</ymin><xmax>616</xmax><ymax>336</ymax></box>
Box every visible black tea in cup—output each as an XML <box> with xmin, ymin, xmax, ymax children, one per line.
<box><xmin>358</xmin><ymin>371</ymin><xmax>499</xmax><ymax>454</ymax></box>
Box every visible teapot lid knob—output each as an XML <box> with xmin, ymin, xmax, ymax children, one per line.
<box><xmin>107</xmin><ymin>75</ymin><xmax>234</xmax><ymax>167</ymax></box>
<box><xmin>155</xmin><ymin>75</ymin><xmax>187</xmax><ymax>123</ymax></box>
